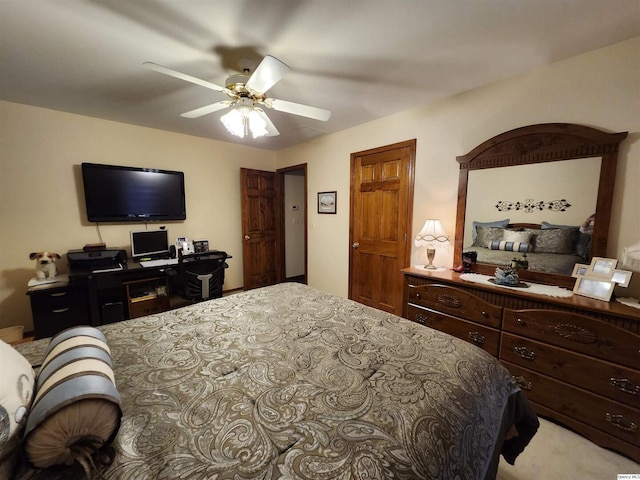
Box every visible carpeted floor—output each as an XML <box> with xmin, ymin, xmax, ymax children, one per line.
<box><xmin>497</xmin><ymin>417</ymin><xmax>639</xmax><ymax>479</ymax></box>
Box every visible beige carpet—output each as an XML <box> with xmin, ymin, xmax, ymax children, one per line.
<box><xmin>497</xmin><ymin>418</ymin><xmax>639</xmax><ymax>479</ymax></box>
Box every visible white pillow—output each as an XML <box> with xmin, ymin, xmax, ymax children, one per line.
<box><xmin>504</xmin><ymin>230</ymin><xmax>532</xmax><ymax>244</ymax></box>
<box><xmin>0</xmin><ymin>339</ymin><xmax>36</xmax><ymax>475</ymax></box>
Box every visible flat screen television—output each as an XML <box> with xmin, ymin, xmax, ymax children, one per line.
<box><xmin>81</xmin><ymin>163</ymin><xmax>186</xmax><ymax>222</ymax></box>
<box><xmin>130</xmin><ymin>230</ymin><xmax>170</xmax><ymax>258</ymax></box>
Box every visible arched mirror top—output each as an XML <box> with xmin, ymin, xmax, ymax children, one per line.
<box><xmin>454</xmin><ymin>123</ymin><xmax>628</xmax><ymax>287</ymax></box>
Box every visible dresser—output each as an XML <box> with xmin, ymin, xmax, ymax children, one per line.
<box><xmin>402</xmin><ymin>267</ymin><xmax>640</xmax><ymax>463</ymax></box>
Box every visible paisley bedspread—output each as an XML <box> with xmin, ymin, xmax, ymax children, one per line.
<box><xmin>14</xmin><ymin>282</ymin><xmax>537</xmax><ymax>480</ymax></box>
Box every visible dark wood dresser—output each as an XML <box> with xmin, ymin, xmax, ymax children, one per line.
<box><xmin>402</xmin><ymin>267</ymin><xmax>640</xmax><ymax>463</ymax></box>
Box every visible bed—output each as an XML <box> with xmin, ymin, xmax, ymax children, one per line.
<box><xmin>465</xmin><ymin>221</ymin><xmax>589</xmax><ymax>275</ymax></box>
<box><xmin>11</xmin><ymin>282</ymin><xmax>538</xmax><ymax>480</ymax></box>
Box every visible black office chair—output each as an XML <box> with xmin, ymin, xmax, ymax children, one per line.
<box><xmin>170</xmin><ymin>251</ymin><xmax>229</xmax><ymax>301</ymax></box>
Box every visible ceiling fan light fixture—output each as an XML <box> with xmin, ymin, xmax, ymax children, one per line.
<box><xmin>221</xmin><ymin>100</ymin><xmax>269</xmax><ymax>139</ymax></box>
<box><xmin>220</xmin><ymin>108</ymin><xmax>246</xmax><ymax>138</ymax></box>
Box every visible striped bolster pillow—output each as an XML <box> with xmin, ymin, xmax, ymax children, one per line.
<box><xmin>23</xmin><ymin>326</ymin><xmax>122</xmax><ymax>471</ymax></box>
<box><xmin>489</xmin><ymin>240</ymin><xmax>530</xmax><ymax>252</ymax></box>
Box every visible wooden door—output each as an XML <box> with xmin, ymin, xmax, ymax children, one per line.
<box><xmin>349</xmin><ymin>140</ymin><xmax>415</xmax><ymax>314</ymax></box>
<box><xmin>240</xmin><ymin>168</ymin><xmax>283</xmax><ymax>290</ymax></box>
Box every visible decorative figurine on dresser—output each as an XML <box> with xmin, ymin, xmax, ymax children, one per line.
<box><xmin>403</xmin><ymin>123</ymin><xmax>639</xmax><ymax>463</ymax></box>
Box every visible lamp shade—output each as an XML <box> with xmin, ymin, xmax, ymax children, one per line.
<box><xmin>415</xmin><ymin>219</ymin><xmax>449</xmax><ymax>247</ymax></box>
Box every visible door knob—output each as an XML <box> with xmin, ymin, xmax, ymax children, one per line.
<box><xmin>244</xmin><ymin>235</ymin><xmax>251</xmax><ymax>240</ymax></box>
<box><xmin>352</xmin><ymin>242</ymin><xmax>359</xmax><ymax>249</ymax></box>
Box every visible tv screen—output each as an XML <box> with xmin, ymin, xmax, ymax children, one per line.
<box><xmin>130</xmin><ymin>230</ymin><xmax>170</xmax><ymax>258</ymax></box>
<box><xmin>81</xmin><ymin>163</ymin><xmax>186</xmax><ymax>222</ymax></box>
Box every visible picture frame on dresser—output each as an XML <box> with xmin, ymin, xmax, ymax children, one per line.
<box><xmin>572</xmin><ymin>276</ymin><xmax>616</xmax><ymax>302</ymax></box>
<box><xmin>588</xmin><ymin>257</ymin><xmax>618</xmax><ymax>278</ymax></box>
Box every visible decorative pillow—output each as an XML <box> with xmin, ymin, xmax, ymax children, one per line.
<box><xmin>23</xmin><ymin>327</ymin><xmax>122</xmax><ymax>473</ymax></box>
<box><xmin>527</xmin><ymin>228</ymin><xmax>577</xmax><ymax>254</ymax></box>
<box><xmin>474</xmin><ymin>226</ymin><xmax>506</xmax><ymax>248</ymax></box>
<box><xmin>472</xmin><ymin>219</ymin><xmax>510</xmax><ymax>245</ymax></box>
<box><xmin>0</xmin><ymin>340</ymin><xmax>35</xmax><ymax>478</ymax></box>
<box><xmin>504</xmin><ymin>229</ymin><xmax>532</xmax><ymax>244</ymax></box>
<box><xmin>489</xmin><ymin>240</ymin><xmax>531</xmax><ymax>252</ymax></box>
<box><xmin>541</xmin><ymin>221</ymin><xmax>590</xmax><ymax>258</ymax></box>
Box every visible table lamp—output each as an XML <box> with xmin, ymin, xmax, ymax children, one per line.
<box><xmin>415</xmin><ymin>219</ymin><xmax>450</xmax><ymax>270</ymax></box>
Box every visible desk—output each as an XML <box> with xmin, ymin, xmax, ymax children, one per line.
<box><xmin>68</xmin><ymin>251</ymin><xmax>229</xmax><ymax>329</ymax></box>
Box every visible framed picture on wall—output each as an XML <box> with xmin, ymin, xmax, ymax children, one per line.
<box><xmin>318</xmin><ymin>191</ymin><xmax>337</xmax><ymax>214</ymax></box>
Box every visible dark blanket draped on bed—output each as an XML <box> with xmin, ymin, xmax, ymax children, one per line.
<box><xmin>15</xmin><ymin>283</ymin><xmax>538</xmax><ymax>480</ymax></box>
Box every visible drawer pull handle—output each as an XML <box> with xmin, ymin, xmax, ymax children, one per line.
<box><xmin>481</xmin><ymin>311</ymin><xmax>488</xmax><ymax>318</ymax></box>
<box><xmin>514</xmin><ymin>346</ymin><xmax>535</xmax><ymax>360</ymax></box>
<box><xmin>516</xmin><ymin>318</ymin><xmax>526</xmax><ymax>326</ymax></box>
<box><xmin>605</xmin><ymin>413</ymin><xmax>637</xmax><ymax>432</ymax></box>
<box><xmin>52</xmin><ymin>308</ymin><xmax>70</xmax><ymax>314</ymax></box>
<box><xmin>610</xmin><ymin>378</ymin><xmax>640</xmax><ymax>395</ymax></box>
<box><xmin>415</xmin><ymin>313</ymin><xmax>427</xmax><ymax>325</ymax></box>
<box><xmin>51</xmin><ymin>292</ymin><xmax>68</xmax><ymax>297</ymax></box>
<box><xmin>514</xmin><ymin>375</ymin><xmax>532</xmax><ymax>391</ymax></box>
<box><xmin>468</xmin><ymin>332</ymin><xmax>485</xmax><ymax>345</ymax></box>
<box><xmin>415</xmin><ymin>293</ymin><xmax>421</xmax><ymax>299</ymax></box>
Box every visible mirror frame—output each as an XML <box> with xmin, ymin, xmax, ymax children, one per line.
<box><xmin>454</xmin><ymin>123</ymin><xmax>628</xmax><ymax>287</ymax></box>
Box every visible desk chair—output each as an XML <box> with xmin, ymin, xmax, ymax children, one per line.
<box><xmin>170</xmin><ymin>252</ymin><xmax>229</xmax><ymax>301</ymax></box>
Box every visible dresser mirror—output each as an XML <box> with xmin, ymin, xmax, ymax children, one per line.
<box><xmin>454</xmin><ymin>123</ymin><xmax>627</xmax><ymax>287</ymax></box>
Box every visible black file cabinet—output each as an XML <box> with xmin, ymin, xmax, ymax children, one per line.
<box><xmin>27</xmin><ymin>283</ymin><xmax>89</xmax><ymax>339</ymax></box>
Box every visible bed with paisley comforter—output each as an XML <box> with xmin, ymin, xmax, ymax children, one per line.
<box><xmin>13</xmin><ymin>282</ymin><xmax>537</xmax><ymax>480</ymax></box>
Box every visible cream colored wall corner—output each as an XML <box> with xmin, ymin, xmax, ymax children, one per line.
<box><xmin>276</xmin><ymin>36</ymin><xmax>640</xmax><ymax>299</ymax></box>
<box><xmin>0</xmin><ymin>101</ymin><xmax>276</xmax><ymax>331</ymax></box>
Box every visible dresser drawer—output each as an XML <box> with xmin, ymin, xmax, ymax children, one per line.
<box><xmin>504</xmin><ymin>361</ymin><xmax>640</xmax><ymax>447</ymax></box>
<box><xmin>406</xmin><ymin>304</ymin><xmax>500</xmax><ymax>357</ymax></box>
<box><xmin>503</xmin><ymin>309</ymin><xmax>640</xmax><ymax>369</ymax></box>
<box><xmin>501</xmin><ymin>333</ymin><xmax>640</xmax><ymax>409</ymax></box>
<box><xmin>407</xmin><ymin>284</ymin><xmax>502</xmax><ymax>328</ymax></box>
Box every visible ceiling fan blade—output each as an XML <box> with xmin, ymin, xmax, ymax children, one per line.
<box><xmin>254</xmin><ymin>109</ymin><xmax>280</xmax><ymax>137</ymax></box>
<box><xmin>269</xmin><ymin>98</ymin><xmax>331</xmax><ymax>121</ymax></box>
<box><xmin>246</xmin><ymin>55</ymin><xmax>291</xmax><ymax>94</ymax></box>
<box><xmin>181</xmin><ymin>101</ymin><xmax>231</xmax><ymax>119</ymax></box>
<box><xmin>144</xmin><ymin>62</ymin><xmax>234</xmax><ymax>96</ymax></box>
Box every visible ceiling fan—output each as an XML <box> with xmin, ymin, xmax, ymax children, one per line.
<box><xmin>144</xmin><ymin>55</ymin><xmax>331</xmax><ymax>138</ymax></box>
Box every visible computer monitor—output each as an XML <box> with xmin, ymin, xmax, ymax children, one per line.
<box><xmin>130</xmin><ymin>230</ymin><xmax>170</xmax><ymax>259</ymax></box>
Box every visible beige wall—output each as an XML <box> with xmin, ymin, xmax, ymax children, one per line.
<box><xmin>277</xmin><ymin>37</ymin><xmax>640</xmax><ymax>298</ymax></box>
<box><xmin>0</xmin><ymin>101</ymin><xmax>276</xmax><ymax>330</ymax></box>
<box><xmin>2</xmin><ymin>37</ymin><xmax>638</xmax><ymax>332</ymax></box>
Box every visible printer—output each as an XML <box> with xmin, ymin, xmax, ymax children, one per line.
<box><xmin>67</xmin><ymin>249</ymin><xmax>127</xmax><ymax>269</ymax></box>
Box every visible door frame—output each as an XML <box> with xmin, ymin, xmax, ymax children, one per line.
<box><xmin>276</xmin><ymin>164</ymin><xmax>308</xmax><ymax>284</ymax></box>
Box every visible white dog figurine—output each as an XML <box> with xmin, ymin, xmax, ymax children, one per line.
<box><xmin>29</xmin><ymin>251</ymin><xmax>61</xmax><ymax>279</ymax></box>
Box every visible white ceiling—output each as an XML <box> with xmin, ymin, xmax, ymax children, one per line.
<box><xmin>1</xmin><ymin>0</ymin><xmax>638</xmax><ymax>151</ymax></box>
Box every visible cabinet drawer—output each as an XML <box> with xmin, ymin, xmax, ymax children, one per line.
<box><xmin>31</xmin><ymin>302</ymin><xmax>88</xmax><ymax>339</ymax></box>
<box><xmin>501</xmin><ymin>333</ymin><xmax>640</xmax><ymax>409</ymax></box>
<box><xmin>503</xmin><ymin>309</ymin><xmax>640</xmax><ymax>370</ymax></box>
<box><xmin>504</xmin><ymin>361</ymin><xmax>640</xmax><ymax>447</ymax></box>
<box><xmin>407</xmin><ymin>284</ymin><xmax>502</xmax><ymax>328</ymax></box>
<box><xmin>129</xmin><ymin>298</ymin><xmax>170</xmax><ymax>319</ymax></box>
<box><xmin>406</xmin><ymin>304</ymin><xmax>500</xmax><ymax>357</ymax></box>
<box><xmin>29</xmin><ymin>286</ymin><xmax>84</xmax><ymax>311</ymax></box>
